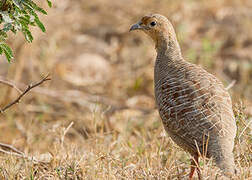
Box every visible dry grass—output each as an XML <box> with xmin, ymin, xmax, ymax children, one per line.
<box><xmin>0</xmin><ymin>0</ymin><xmax>251</xmax><ymax>179</ymax></box>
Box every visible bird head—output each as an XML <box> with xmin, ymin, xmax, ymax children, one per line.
<box><xmin>130</xmin><ymin>14</ymin><xmax>179</xmax><ymax>51</ymax></box>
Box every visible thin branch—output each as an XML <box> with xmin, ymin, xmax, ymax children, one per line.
<box><xmin>0</xmin><ymin>74</ymin><xmax>51</xmax><ymax>113</ymax></box>
<box><xmin>0</xmin><ymin>142</ymin><xmax>25</xmax><ymax>156</ymax></box>
<box><xmin>0</xmin><ymin>142</ymin><xmax>39</xmax><ymax>163</ymax></box>
<box><xmin>0</xmin><ymin>78</ymin><xmax>22</xmax><ymax>94</ymax></box>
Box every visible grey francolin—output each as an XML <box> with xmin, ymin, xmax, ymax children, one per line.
<box><xmin>130</xmin><ymin>14</ymin><xmax>237</xmax><ymax>179</ymax></box>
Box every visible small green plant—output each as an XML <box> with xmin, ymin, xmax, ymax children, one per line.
<box><xmin>0</xmin><ymin>0</ymin><xmax>51</xmax><ymax>62</ymax></box>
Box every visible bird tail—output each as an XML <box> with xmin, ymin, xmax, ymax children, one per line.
<box><xmin>215</xmin><ymin>154</ymin><xmax>236</xmax><ymax>176</ymax></box>
<box><xmin>207</xmin><ymin>136</ymin><xmax>236</xmax><ymax>177</ymax></box>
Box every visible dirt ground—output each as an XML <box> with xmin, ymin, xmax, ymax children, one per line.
<box><xmin>0</xmin><ymin>0</ymin><xmax>251</xmax><ymax>179</ymax></box>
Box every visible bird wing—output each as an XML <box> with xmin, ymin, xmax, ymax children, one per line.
<box><xmin>156</xmin><ymin>63</ymin><xmax>236</xmax><ymax>153</ymax></box>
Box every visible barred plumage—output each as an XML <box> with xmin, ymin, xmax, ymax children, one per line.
<box><xmin>130</xmin><ymin>14</ymin><xmax>237</xmax><ymax>179</ymax></box>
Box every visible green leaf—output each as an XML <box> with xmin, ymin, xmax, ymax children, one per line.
<box><xmin>0</xmin><ymin>30</ymin><xmax>7</xmax><ymax>39</ymax></box>
<box><xmin>46</xmin><ymin>0</ymin><xmax>52</xmax><ymax>8</ymax></box>
<box><xmin>11</xmin><ymin>27</ymin><xmax>17</xmax><ymax>34</ymax></box>
<box><xmin>19</xmin><ymin>19</ymin><xmax>28</xmax><ymax>28</ymax></box>
<box><xmin>23</xmin><ymin>29</ymin><xmax>33</xmax><ymax>42</ymax></box>
<box><xmin>22</xmin><ymin>1</ymin><xmax>33</xmax><ymax>10</ymax></box>
<box><xmin>29</xmin><ymin>2</ymin><xmax>47</xmax><ymax>15</ymax></box>
<box><xmin>3</xmin><ymin>23</ymin><xmax>13</xmax><ymax>32</ymax></box>
<box><xmin>35</xmin><ymin>7</ymin><xmax>47</xmax><ymax>15</ymax></box>
<box><xmin>30</xmin><ymin>11</ymin><xmax>46</xmax><ymax>32</ymax></box>
<box><xmin>19</xmin><ymin>14</ymin><xmax>32</xmax><ymax>25</ymax></box>
<box><xmin>0</xmin><ymin>30</ymin><xmax>8</xmax><ymax>42</ymax></box>
<box><xmin>0</xmin><ymin>43</ymin><xmax>13</xmax><ymax>62</ymax></box>
<box><xmin>34</xmin><ymin>16</ymin><xmax>45</xmax><ymax>32</ymax></box>
<box><xmin>13</xmin><ymin>0</ymin><xmax>24</xmax><ymax>10</ymax></box>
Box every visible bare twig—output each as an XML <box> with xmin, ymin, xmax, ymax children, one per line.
<box><xmin>0</xmin><ymin>142</ymin><xmax>39</xmax><ymax>163</ymax></box>
<box><xmin>0</xmin><ymin>78</ymin><xmax>22</xmax><ymax>94</ymax></box>
<box><xmin>0</xmin><ymin>142</ymin><xmax>25</xmax><ymax>156</ymax></box>
<box><xmin>0</xmin><ymin>74</ymin><xmax>51</xmax><ymax>113</ymax></box>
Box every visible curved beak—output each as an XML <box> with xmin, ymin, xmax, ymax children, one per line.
<box><xmin>129</xmin><ymin>22</ymin><xmax>142</xmax><ymax>32</ymax></box>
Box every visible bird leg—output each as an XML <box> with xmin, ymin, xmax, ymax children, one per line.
<box><xmin>189</xmin><ymin>154</ymin><xmax>201</xmax><ymax>180</ymax></box>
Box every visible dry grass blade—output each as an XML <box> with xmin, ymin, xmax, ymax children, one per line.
<box><xmin>225</xmin><ymin>80</ymin><xmax>236</xmax><ymax>90</ymax></box>
<box><xmin>61</xmin><ymin>121</ymin><xmax>74</xmax><ymax>148</ymax></box>
<box><xmin>238</xmin><ymin>118</ymin><xmax>252</xmax><ymax>142</ymax></box>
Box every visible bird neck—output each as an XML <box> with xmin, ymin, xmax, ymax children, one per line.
<box><xmin>154</xmin><ymin>34</ymin><xmax>184</xmax><ymax>83</ymax></box>
<box><xmin>155</xmin><ymin>33</ymin><xmax>182</xmax><ymax>64</ymax></box>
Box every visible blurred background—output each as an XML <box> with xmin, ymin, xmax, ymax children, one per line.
<box><xmin>0</xmin><ymin>0</ymin><xmax>251</xmax><ymax>178</ymax></box>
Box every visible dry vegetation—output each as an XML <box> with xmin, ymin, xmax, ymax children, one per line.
<box><xmin>0</xmin><ymin>0</ymin><xmax>251</xmax><ymax>179</ymax></box>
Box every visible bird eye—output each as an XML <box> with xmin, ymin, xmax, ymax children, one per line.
<box><xmin>150</xmin><ymin>21</ymin><xmax>156</xmax><ymax>27</ymax></box>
